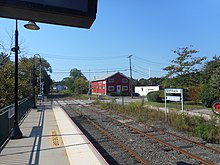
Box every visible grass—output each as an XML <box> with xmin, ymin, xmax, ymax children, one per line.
<box><xmin>145</xmin><ymin>101</ymin><xmax>209</xmax><ymax>111</ymax></box>
<box><xmin>96</xmin><ymin>100</ymin><xmax>220</xmax><ymax>143</ymax></box>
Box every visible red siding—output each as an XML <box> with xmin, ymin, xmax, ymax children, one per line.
<box><xmin>92</xmin><ymin>73</ymin><xmax>129</xmax><ymax>95</ymax></box>
<box><xmin>106</xmin><ymin>74</ymin><xmax>129</xmax><ymax>94</ymax></box>
<box><xmin>92</xmin><ymin>80</ymin><xmax>106</xmax><ymax>95</ymax></box>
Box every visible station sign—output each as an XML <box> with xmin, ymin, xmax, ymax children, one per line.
<box><xmin>166</xmin><ymin>96</ymin><xmax>181</xmax><ymax>101</ymax></box>
<box><xmin>164</xmin><ymin>88</ymin><xmax>184</xmax><ymax>117</ymax></box>
<box><xmin>0</xmin><ymin>0</ymin><xmax>97</xmax><ymax>28</ymax></box>
<box><xmin>165</xmin><ymin>88</ymin><xmax>182</xmax><ymax>94</ymax></box>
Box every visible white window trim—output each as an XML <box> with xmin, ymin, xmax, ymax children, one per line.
<box><xmin>108</xmin><ymin>86</ymin><xmax>114</xmax><ymax>91</ymax></box>
<box><xmin>122</xmin><ymin>79</ymin><xmax>128</xmax><ymax>83</ymax></box>
<box><xmin>122</xmin><ymin>86</ymin><xmax>128</xmax><ymax>91</ymax></box>
<box><xmin>108</xmin><ymin>78</ymin><xmax>114</xmax><ymax>83</ymax></box>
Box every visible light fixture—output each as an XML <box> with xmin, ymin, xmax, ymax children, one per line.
<box><xmin>24</xmin><ymin>21</ymin><xmax>40</xmax><ymax>30</ymax></box>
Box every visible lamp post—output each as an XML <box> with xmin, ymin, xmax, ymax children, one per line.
<box><xmin>10</xmin><ymin>19</ymin><xmax>22</xmax><ymax>139</ymax></box>
<box><xmin>10</xmin><ymin>20</ymin><xmax>40</xmax><ymax>139</ymax></box>
<box><xmin>32</xmin><ymin>54</ymin><xmax>42</xmax><ymax>107</ymax></box>
<box><xmin>32</xmin><ymin>54</ymin><xmax>41</xmax><ymax>108</ymax></box>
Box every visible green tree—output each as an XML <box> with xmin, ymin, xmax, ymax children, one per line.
<box><xmin>20</xmin><ymin>56</ymin><xmax>53</xmax><ymax>95</ymax></box>
<box><xmin>163</xmin><ymin>46</ymin><xmax>206</xmax><ymax>87</ymax></box>
<box><xmin>0</xmin><ymin>61</ymin><xmax>14</xmax><ymax>108</ymax></box>
<box><xmin>210</xmin><ymin>67</ymin><xmax>220</xmax><ymax>97</ymax></box>
<box><xmin>70</xmin><ymin>68</ymin><xmax>86</xmax><ymax>80</ymax></box>
<box><xmin>201</xmin><ymin>55</ymin><xmax>220</xmax><ymax>84</ymax></box>
<box><xmin>139</xmin><ymin>78</ymin><xmax>148</xmax><ymax>85</ymax></box>
<box><xmin>64</xmin><ymin>77</ymin><xmax>74</xmax><ymax>91</ymax></box>
<box><xmin>196</xmin><ymin>56</ymin><xmax>220</xmax><ymax>106</ymax></box>
<box><xmin>62</xmin><ymin>68</ymin><xmax>88</xmax><ymax>93</ymax></box>
<box><xmin>199</xmin><ymin>84</ymin><xmax>217</xmax><ymax>107</ymax></box>
<box><xmin>0</xmin><ymin>52</ymin><xmax>10</xmax><ymax>67</ymax></box>
<box><xmin>73</xmin><ymin>77</ymin><xmax>88</xmax><ymax>94</ymax></box>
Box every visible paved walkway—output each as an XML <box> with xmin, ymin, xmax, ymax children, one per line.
<box><xmin>0</xmin><ymin>101</ymin><xmax>107</xmax><ymax>165</ymax></box>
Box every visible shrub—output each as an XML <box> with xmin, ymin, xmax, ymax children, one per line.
<box><xmin>109</xmin><ymin>92</ymin><xmax>119</xmax><ymax>96</ymax></box>
<box><xmin>199</xmin><ymin>84</ymin><xmax>217</xmax><ymax>107</ymax></box>
<box><xmin>188</xmin><ymin>86</ymin><xmax>201</xmax><ymax>103</ymax></box>
<box><xmin>147</xmin><ymin>90</ymin><xmax>163</xmax><ymax>102</ymax></box>
<box><xmin>194</xmin><ymin>121</ymin><xmax>219</xmax><ymax>143</ymax></box>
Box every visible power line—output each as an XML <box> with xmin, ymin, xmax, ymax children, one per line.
<box><xmin>51</xmin><ymin>69</ymin><xmax>129</xmax><ymax>74</ymax></box>
<box><xmin>133</xmin><ymin>55</ymin><xmax>170</xmax><ymax>65</ymax></box>
<box><xmin>133</xmin><ymin>64</ymin><xmax>163</xmax><ymax>73</ymax></box>
<box><xmin>25</xmin><ymin>53</ymin><xmax>128</xmax><ymax>61</ymax></box>
<box><xmin>133</xmin><ymin>69</ymin><xmax>147</xmax><ymax>77</ymax></box>
<box><xmin>51</xmin><ymin>67</ymin><xmax>128</xmax><ymax>72</ymax></box>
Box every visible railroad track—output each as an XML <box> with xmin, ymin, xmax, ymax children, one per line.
<box><xmin>56</xmin><ymin>99</ymin><xmax>149</xmax><ymax>165</ymax></box>
<box><xmin>57</xmin><ymin>99</ymin><xmax>220</xmax><ymax>164</ymax></box>
<box><xmin>84</xmin><ymin>100</ymin><xmax>220</xmax><ymax>155</ymax></box>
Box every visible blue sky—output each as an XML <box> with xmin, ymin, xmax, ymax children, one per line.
<box><xmin>1</xmin><ymin>0</ymin><xmax>220</xmax><ymax>81</ymax></box>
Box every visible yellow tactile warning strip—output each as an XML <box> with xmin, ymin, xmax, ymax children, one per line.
<box><xmin>50</xmin><ymin>130</ymin><xmax>62</xmax><ymax>147</ymax></box>
<box><xmin>53</xmin><ymin>104</ymin><xmax>109</xmax><ymax>165</ymax></box>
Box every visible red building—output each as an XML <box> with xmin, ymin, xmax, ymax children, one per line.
<box><xmin>91</xmin><ymin>72</ymin><xmax>130</xmax><ymax>95</ymax></box>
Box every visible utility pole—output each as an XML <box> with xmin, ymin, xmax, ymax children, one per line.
<box><xmin>88</xmin><ymin>69</ymin><xmax>91</xmax><ymax>100</ymax></box>
<box><xmin>128</xmin><ymin>55</ymin><xmax>133</xmax><ymax>98</ymax></box>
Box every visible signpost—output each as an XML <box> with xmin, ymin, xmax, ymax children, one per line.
<box><xmin>164</xmin><ymin>88</ymin><xmax>184</xmax><ymax>119</ymax></box>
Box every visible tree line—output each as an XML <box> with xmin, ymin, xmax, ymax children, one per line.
<box><xmin>0</xmin><ymin>53</ymin><xmax>53</xmax><ymax>108</ymax></box>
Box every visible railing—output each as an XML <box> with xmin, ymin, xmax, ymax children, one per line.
<box><xmin>0</xmin><ymin>97</ymin><xmax>33</xmax><ymax>147</ymax></box>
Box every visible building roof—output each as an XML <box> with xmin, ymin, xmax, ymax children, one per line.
<box><xmin>92</xmin><ymin>72</ymin><xmax>128</xmax><ymax>82</ymax></box>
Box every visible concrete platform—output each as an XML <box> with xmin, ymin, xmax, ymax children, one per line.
<box><xmin>0</xmin><ymin>101</ymin><xmax>108</xmax><ymax>165</ymax></box>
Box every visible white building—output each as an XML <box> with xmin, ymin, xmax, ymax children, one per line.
<box><xmin>135</xmin><ymin>86</ymin><xmax>160</xmax><ymax>96</ymax></box>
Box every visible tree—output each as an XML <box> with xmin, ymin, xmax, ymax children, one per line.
<box><xmin>163</xmin><ymin>46</ymin><xmax>206</xmax><ymax>87</ymax></box>
<box><xmin>139</xmin><ymin>78</ymin><xmax>148</xmax><ymax>85</ymax></box>
<box><xmin>199</xmin><ymin>84</ymin><xmax>217</xmax><ymax>107</ymax></box>
<box><xmin>0</xmin><ymin>31</ymin><xmax>42</xmax><ymax>107</ymax></box>
<box><xmin>20</xmin><ymin>56</ymin><xmax>53</xmax><ymax>95</ymax></box>
<box><xmin>210</xmin><ymin>66</ymin><xmax>220</xmax><ymax>97</ymax></box>
<box><xmin>0</xmin><ymin>52</ymin><xmax>10</xmax><ymax>68</ymax></box>
<box><xmin>62</xmin><ymin>68</ymin><xmax>88</xmax><ymax>94</ymax></box>
<box><xmin>64</xmin><ymin>77</ymin><xmax>74</xmax><ymax>91</ymax></box>
<box><xmin>197</xmin><ymin>55</ymin><xmax>220</xmax><ymax>107</ymax></box>
<box><xmin>70</xmin><ymin>68</ymin><xmax>86</xmax><ymax>80</ymax></box>
<box><xmin>0</xmin><ymin>61</ymin><xmax>14</xmax><ymax>108</ymax></box>
<box><xmin>73</xmin><ymin>77</ymin><xmax>88</xmax><ymax>94</ymax></box>
<box><xmin>201</xmin><ymin>55</ymin><xmax>220</xmax><ymax>84</ymax></box>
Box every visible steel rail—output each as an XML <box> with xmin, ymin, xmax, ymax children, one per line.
<box><xmin>60</xmin><ymin>100</ymin><xmax>150</xmax><ymax>165</ymax></box>
<box><xmin>74</xmin><ymin>99</ymin><xmax>216</xmax><ymax>165</ymax></box>
<box><xmin>80</xmin><ymin>100</ymin><xmax>220</xmax><ymax>156</ymax></box>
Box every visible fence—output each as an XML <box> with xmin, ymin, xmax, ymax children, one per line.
<box><xmin>0</xmin><ymin>97</ymin><xmax>33</xmax><ymax>147</ymax></box>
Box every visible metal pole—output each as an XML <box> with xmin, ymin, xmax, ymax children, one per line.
<box><xmin>32</xmin><ymin>57</ymin><xmax>37</xmax><ymax>108</ymax></box>
<box><xmin>181</xmin><ymin>89</ymin><xmax>184</xmax><ymax>113</ymax></box>
<box><xmin>34</xmin><ymin>54</ymin><xmax>41</xmax><ymax>96</ymax></box>
<box><xmin>164</xmin><ymin>89</ymin><xmax>167</xmax><ymax>121</ymax></box>
<box><xmin>39</xmin><ymin>61</ymin><xmax>42</xmax><ymax>95</ymax></box>
<box><xmin>128</xmin><ymin>55</ymin><xmax>133</xmax><ymax>98</ymax></box>
<box><xmin>11</xmin><ymin>19</ymin><xmax>23</xmax><ymax>139</ymax></box>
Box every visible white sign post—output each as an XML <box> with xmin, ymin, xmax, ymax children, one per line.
<box><xmin>164</xmin><ymin>88</ymin><xmax>184</xmax><ymax>118</ymax></box>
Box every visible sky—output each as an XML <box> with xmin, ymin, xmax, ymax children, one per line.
<box><xmin>1</xmin><ymin>0</ymin><xmax>220</xmax><ymax>81</ymax></box>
